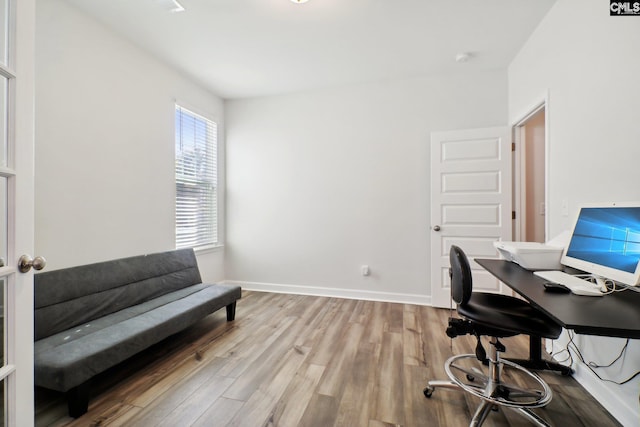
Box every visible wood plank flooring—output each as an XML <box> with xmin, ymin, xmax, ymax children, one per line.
<box><xmin>35</xmin><ymin>291</ymin><xmax>622</xmax><ymax>427</ymax></box>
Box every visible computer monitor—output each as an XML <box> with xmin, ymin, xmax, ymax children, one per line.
<box><xmin>561</xmin><ymin>202</ymin><xmax>640</xmax><ymax>286</ymax></box>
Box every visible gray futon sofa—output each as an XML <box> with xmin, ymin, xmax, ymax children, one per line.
<box><xmin>34</xmin><ymin>248</ymin><xmax>241</xmax><ymax>417</ymax></box>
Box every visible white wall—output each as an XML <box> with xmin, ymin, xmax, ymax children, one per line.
<box><xmin>35</xmin><ymin>0</ymin><xmax>225</xmax><ymax>281</ymax></box>
<box><xmin>225</xmin><ymin>71</ymin><xmax>507</xmax><ymax>303</ymax></box>
<box><xmin>509</xmin><ymin>0</ymin><xmax>640</xmax><ymax>425</ymax></box>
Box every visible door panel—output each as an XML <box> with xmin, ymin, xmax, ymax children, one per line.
<box><xmin>442</xmin><ymin>204</ymin><xmax>501</xmax><ymax>225</ymax></box>
<box><xmin>443</xmin><ymin>171</ymin><xmax>500</xmax><ymax>193</ymax></box>
<box><xmin>1</xmin><ymin>0</ymin><xmax>36</xmax><ymax>425</ymax></box>
<box><xmin>441</xmin><ymin>237</ymin><xmax>496</xmax><ymax>257</ymax></box>
<box><xmin>442</xmin><ymin>137</ymin><xmax>500</xmax><ymax>161</ymax></box>
<box><xmin>430</xmin><ymin>127</ymin><xmax>511</xmax><ymax>308</ymax></box>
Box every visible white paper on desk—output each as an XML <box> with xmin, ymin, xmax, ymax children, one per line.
<box><xmin>546</xmin><ymin>230</ymin><xmax>571</xmax><ymax>249</ymax></box>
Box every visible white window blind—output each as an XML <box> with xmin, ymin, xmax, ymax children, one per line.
<box><xmin>175</xmin><ymin>105</ymin><xmax>217</xmax><ymax>249</ymax></box>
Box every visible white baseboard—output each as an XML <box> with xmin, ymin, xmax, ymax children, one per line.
<box><xmin>222</xmin><ymin>280</ymin><xmax>431</xmax><ymax>306</ymax></box>
<box><xmin>550</xmin><ymin>341</ymin><xmax>638</xmax><ymax>427</ymax></box>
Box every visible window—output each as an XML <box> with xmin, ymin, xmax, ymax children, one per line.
<box><xmin>175</xmin><ymin>105</ymin><xmax>218</xmax><ymax>249</ymax></box>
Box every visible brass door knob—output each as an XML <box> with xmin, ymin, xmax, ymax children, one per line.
<box><xmin>18</xmin><ymin>255</ymin><xmax>47</xmax><ymax>273</ymax></box>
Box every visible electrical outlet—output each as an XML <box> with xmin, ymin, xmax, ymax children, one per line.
<box><xmin>361</xmin><ymin>265</ymin><xmax>370</xmax><ymax>276</ymax></box>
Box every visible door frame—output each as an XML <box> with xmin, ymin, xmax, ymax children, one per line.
<box><xmin>512</xmin><ymin>92</ymin><xmax>550</xmax><ymax>242</ymax></box>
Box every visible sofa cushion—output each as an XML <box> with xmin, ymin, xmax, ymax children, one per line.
<box><xmin>34</xmin><ymin>283</ymin><xmax>241</xmax><ymax>392</ymax></box>
<box><xmin>34</xmin><ymin>249</ymin><xmax>202</xmax><ymax>340</ymax></box>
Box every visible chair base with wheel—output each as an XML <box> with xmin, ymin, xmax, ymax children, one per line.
<box><xmin>424</xmin><ymin>246</ymin><xmax>563</xmax><ymax>427</ymax></box>
<box><xmin>425</xmin><ymin>328</ymin><xmax>553</xmax><ymax>426</ymax></box>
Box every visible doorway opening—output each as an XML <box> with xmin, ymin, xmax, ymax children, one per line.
<box><xmin>513</xmin><ymin>104</ymin><xmax>547</xmax><ymax>243</ymax></box>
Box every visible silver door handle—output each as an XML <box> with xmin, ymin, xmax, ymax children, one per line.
<box><xmin>433</xmin><ymin>225</ymin><xmax>441</xmax><ymax>231</ymax></box>
<box><xmin>18</xmin><ymin>255</ymin><xmax>47</xmax><ymax>273</ymax></box>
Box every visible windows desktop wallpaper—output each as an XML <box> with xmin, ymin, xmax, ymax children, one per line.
<box><xmin>567</xmin><ymin>207</ymin><xmax>640</xmax><ymax>273</ymax></box>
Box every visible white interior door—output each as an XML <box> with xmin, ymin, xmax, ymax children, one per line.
<box><xmin>0</xmin><ymin>0</ymin><xmax>36</xmax><ymax>425</ymax></box>
<box><xmin>430</xmin><ymin>127</ymin><xmax>512</xmax><ymax>308</ymax></box>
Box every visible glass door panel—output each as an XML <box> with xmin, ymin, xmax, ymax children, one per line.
<box><xmin>0</xmin><ymin>178</ymin><xmax>5</xmax><ymax>267</ymax></box>
<box><xmin>0</xmin><ymin>378</ymin><xmax>5</xmax><ymax>427</ymax></box>
<box><xmin>0</xmin><ymin>0</ymin><xmax>7</xmax><ymax>66</ymax></box>
<box><xmin>0</xmin><ymin>277</ymin><xmax>4</xmax><ymax>366</ymax></box>
<box><xmin>0</xmin><ymin>77</ymin><xmax>6</xmax><ymax>167</ymax></box>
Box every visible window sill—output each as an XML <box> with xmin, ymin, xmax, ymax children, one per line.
<box><xmin>193</xmin><ymin>244</ymin><xmax>224</xmax><ymax>255</ymax></box>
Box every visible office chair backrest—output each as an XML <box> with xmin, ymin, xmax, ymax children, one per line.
<box><xmin>449</xmin><ymin>245</ymin><xmax>473</xmax><ymax>306</ymax></box>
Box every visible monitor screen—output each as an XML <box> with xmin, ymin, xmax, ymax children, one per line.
<box><xmin>562</xmin><ymin>203</ymin><xmax>640</xmax><ymax>285</ymax></box>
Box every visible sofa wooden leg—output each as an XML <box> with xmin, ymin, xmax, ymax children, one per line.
<box><xmin>67</xmin><ymin>382</ymin><xmax>90</xmax><ymax>418</ymax></box>
<box><xmin>226</xmin><ymin>302</ymin><xmax>237</xmax><ymax>321</ymax></box>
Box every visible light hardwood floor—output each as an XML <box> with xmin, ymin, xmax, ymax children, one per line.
<box><xmin>36</xmin><ymin>291</ymin><xmax>621</xmax><ymax>427</ymax></box>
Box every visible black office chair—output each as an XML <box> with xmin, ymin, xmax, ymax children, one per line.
<box><xmin>424</xmin><ymin>245</ymin><xmax>562</xmax><ymax>427</ymax></box>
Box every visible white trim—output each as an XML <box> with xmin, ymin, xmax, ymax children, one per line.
<box><xmin>224</xmin><ymin>280</ymin><xmax>431</xmax><ymax>306</ymax></box>
<box><xmin>0</xmin><ymin>166</ymin><xmax>16</xmax><ymax>177</ymax></box>
<box><xmin>193</xmin><ymin>244</ymin><xmax>224</xmax><ymax>255</ymax></box>
<box><xmin>173</xmin><ymin>98</ymin><xmax>218</xmax><ymax>124</ymax></box>
<box><xmin>0</xmin><ymin>64</ymin><xmax>15</xmax><ymax>79</ymax></box>
<box><xmin>513</xmin><ymin>126</ymin><xmax>525</xmax><ymax>241</ymax></box>
<box><xmin>0</xmin><ymin>266</ymin><xmax>15</xmax><ymax>278</ymax></box>
<box><xmin>0</xmin><ymin>364</ymin><xmax>15</xmax><ymax>381</ymax></box>
<box><xmin>550</xmin><ymin>340</ymin><xmax>637</xmax><ymax>427</ymax></box>
<box><xmin>513</xmin><ymin>98</ymin><xmax>546</xmax><ymax>127</ymax></box>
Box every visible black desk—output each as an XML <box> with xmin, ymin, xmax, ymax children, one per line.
<box><xmin>476</xmin><ymin>258</ymin><xmax>640</xmax><ymax>340</ymax></box>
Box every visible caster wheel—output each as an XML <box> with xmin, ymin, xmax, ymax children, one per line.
<box><xmin>466</xmin><ymin>374</ymin><xmax>475</xmax><ymax>382</ymax></box>
<box><xmin>423</xmin><ymin>386</ymin><xmax>434</xmax><ymax>398</ymax></box>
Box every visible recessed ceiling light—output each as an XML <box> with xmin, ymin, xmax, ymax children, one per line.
<box><xmin>455</xmin><ymin>52</ymin><xmax>472</xmax><ymax>63</ymax></box>
<box><xmin>291</xmin><ymin>0</ymin><xmax>309</xmax><ymax>3</ymax></box>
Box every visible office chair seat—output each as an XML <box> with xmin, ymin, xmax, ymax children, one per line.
<box><xmin>458</xmin><ymin>293</ymin><xmax>562</xmax><ymax>340</ymax></box>
<box><xmin>424</xmin><ymin>245</ymin><xmax>564</xmax><ymax>427</ymax></box>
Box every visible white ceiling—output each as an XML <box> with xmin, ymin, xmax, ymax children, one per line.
<box><xmin>62</xmin><ymin>0</ymin><xmax>557</xmax><ymax>99</ymax></box>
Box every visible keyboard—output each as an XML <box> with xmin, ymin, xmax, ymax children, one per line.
<box><xmin>533</xmin><ymin>270</ymin><xmax>605</xmax><ymax>296</ymax></box>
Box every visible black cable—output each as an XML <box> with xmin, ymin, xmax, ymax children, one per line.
<box><xmin>587</xmin><ymin>339</ymin><xmax>629</xmax><ymax>368</ymax></box>
<box><xmin>565</xmin><ymin>331</ymin><xmax>640</xmax><ymax>385</ymax></box>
